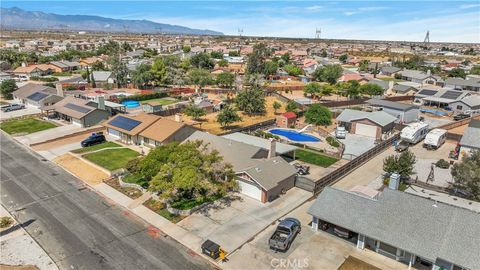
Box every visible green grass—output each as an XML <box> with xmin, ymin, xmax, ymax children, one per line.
<box><xmin>83</xmin><ymin>148</ymin><xmax>139</xmax><ymax>171</ymax></box>
<box><xmin>140</xmin><ymin>98</ymin><xmax>177</xmax><ymax>105</ymax></box>
<box><xmin>0</xmin><ymin>118</ymin><xmax>57</xmax><ymax>135</ymax></box>
<box><xmin>295</xmin><ymin>149</ymin><xmax>338</xmax><ymax>167</ymax></box>
<box><xmin>170</xmin><ymin>194</ymin><xmax>222</xmax><ymax>210</ymax></box>
<box><xmin>158</xmin><ymin>209</ymin><xmax>184</xmax><ymax>223</ymax></box>
<box><xmin>123</xmin><ymin>173</ymin><xmax>149</xmax><ymax>188</ymax></box>
<box><xmin>72</xmin><ymin>141</ymin><xmax>122</xmax><ymax>154</ymax></box>
<box><xmin>143</xmin><ymin>199</ymin><xmax>184</xmax><ymax>223</ymax></box>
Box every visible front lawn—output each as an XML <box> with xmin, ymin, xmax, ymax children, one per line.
<box><xmin>140</xmin><ymin>98</ymin><xmax>177</xmax><ymax>105</ymax></box>
<box><xmin>170</xmin><ymin>194</ymin><xmax>222</xmax><ymax>210</ymax></box>
<box><xmin>122</xmin><ymin>173</ymin><xmax>149</xmax><ymax>188</ymax></box>
<box><xmin>0</xmin><ymin>118</ymin><xmax>57</xmax><ymax>135</ymax></box>
<box><xmin>143</xmin><ymin>199</ymin><xmax>185</xmax><ymax>223</ymax></box>
<box><xmin>72</xmin><ymin>141</ymin><xmax>122</xmax><ymax>154</ymax></box>
<box><xmin>295</xmin><ymin>149</ymin><xmax>338</xmax><ymax>167</ymax></box>
<box><xmin>83</xmin><ymin>148</ymin><xmax>139</xmax><ymax>171</ymax></box>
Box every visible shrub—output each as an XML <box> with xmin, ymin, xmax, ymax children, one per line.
<box><xmin>326</xmin><ymin>136</ymin><xmax>340</xmax><ymax>147</ymax></box>
<box><xmin>0</xmin><ymin>217</ymin><xmax>13</xmax><ymax>228</ymax></box>
<box><xmin>436</xmin><ymin>159</ymin><xmax>450</xmax><ymax>169</ymax></box>
<box><xmin>30</xmin><ymin>76</ymin><xmax>59</xmax><ymax>82</ymax></box>
<box><xmin>125</xmin><ymin>158</ymin><xmax>140</xmax><ymax>173</ymax></box>
<box><xmin>118</xmin><ymin>92</ymin><xmax>168</xmax><ymax>103</ymax></box>
<box><xmin>64</xmin><ymin>85</ymin><xmax>77</xmax><ymax>91</ymax></box>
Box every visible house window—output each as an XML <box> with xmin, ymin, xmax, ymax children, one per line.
<box><xmin>378</xmin><ymin>242</ymin><xmax>397</xmax><ymax>255</ymax></box>
<box><xmin>456</xmin><ymin>105</ymin><xmax>463</xmax><ymax>110</ymax></box>
<box><xmin>143</xmin><ymin>137</ymin><xmax>149</xmax><ymax>144</ymax></box>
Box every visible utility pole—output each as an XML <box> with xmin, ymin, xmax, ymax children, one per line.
<box><xmin>315</xmin><ymin>28</ymin><xmax>321</xmax><ymax>39</ymax></box>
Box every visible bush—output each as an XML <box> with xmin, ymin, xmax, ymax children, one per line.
<box><xmin>326</xmin><ymin>136</ymin><xmax>340</xmax><ymax>147</ymax></box>
<box><xmin>30</xmin><ymin>76</ymin><xmax>59</xmax><ymax>82</ymax></box>
<box><xmin>64</xmin><ymin>85</ymin><xmax>77</xmax><ymax>91</ymax></box>
<box><xmin>0</xmin><ymin>217</ymin><xmax>13</xmax><ymax>228</ymax></box>
<box><xmin>118</xmin><ymin>92</ymin><xmax>168</xmax><ymax>103</ymax></box>
<box><xmin>125</xmin><ymin>158</ymin><xmax>140</xmax><ymax>173</ymax></box>
<box><xmin>436</xmin><ymin>159</ymin><xmax>450</xmax><ymax>169</ymax></box>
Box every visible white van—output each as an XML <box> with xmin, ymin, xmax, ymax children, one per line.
<box><xmin>400</xmin><ymin>122</ymin><xmax>429</xmax><ymax>144</ymax></box>
<box><xmin>335</xmin><ymin>126</ymin><xmax>346</xmax><ymax>139</ymax></box>
<box><xmin>423</xmin><ymin>129</ymin><xmax>447</xmax><ymax>150</ymax></box>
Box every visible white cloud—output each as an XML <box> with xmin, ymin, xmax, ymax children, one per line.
<box><xmin>306</xmin><ymin>5</ymin><xmax>323</xmax><ymax>11</ymax></box>
<box><xmin>459</xmin><ymin>3</ymin><xmax>480</xmax><ymax>9</ymax></box>
<box><xmin>343</xmin><ymin>11</ymin><xmax>357</xmax><ymax>16</ymax></box>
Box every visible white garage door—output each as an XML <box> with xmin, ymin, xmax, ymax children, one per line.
<box><xmin>108</xmin><ymin>128</ymin><xmax>121</xmax><ymax>138</ymax></box>
<box><xmin>355</xmin><ymin>123</ymin><xmax>377</xmax><ymax>138</ymax></box>
<box><xmin>72</xmin><ymin>118</ymin><xmax>82</xmax><ymax>126</ymax></box>
<box><xmin>237</xmin><ymin>180</ymin><xmax>262</xmax><ymax>201</ymax></box>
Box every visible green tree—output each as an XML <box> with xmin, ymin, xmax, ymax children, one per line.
<box><xmin>346</xmin><ymin>80</ymin><xmax>360</xmax><ymax>98</ymax></box>
<box><xmin>383</xmin><ymin>150</ymin><xmax>417</xmax><ymax>178</ymax></box>
<box><xmin>108</xmin><ymin>56</ymin><xmax>129</xmax><ymax>87</ymax></box>
<box><xmin>304</xmin><ymin>104</ymin><xmax>332</xmax><ymax>126</ymax></box>
<box><xmin>304</xmin><ymin>82</ymin><xmax>322</xmax><ymax>98</ymax></box>
<box><xmin>321</xmin><ymin>84</ymin><xmax>336</xmax><ymax>96</ymax></box>
<box><xmin>151</xmin><ymin>57</ymin><xmax>168</xmax><ymax>85</ymax></box>
<box><xmin>85</xmin><ymin>66</ymin><xmax>91</xmax><ymax>83</ymax></box>
<box><xmin>339</xmin><ymin>54</ymin><xmax>348</xmax><ymax>63</ymax></box>
<box><xmin>191</xmin><ymin>52</ymin><xmax>214</xmax><ymax>70</ymax></box>
<box><xmin>235</xmin><ymin>87</ymin><xmax>266</xmax><ymax>115</ymax></box>
<box><xmin>121</xmin><ymin>42</ymin><xmax>133</xmax><ymax>52</ymax></box>
<box><xmin>359</xmin><ymin>83</ymin><xmax>384</xmax><ymax>97</ymax></box>
<box><xmin>184</xmin><ymin>104</ymin><xmax>206</xmax><ymax>120</ymax></box>
<box><xmin>218</xmin><ymin>59</ymin><xmax>228</xmax><ymax>67</ymax></box>
<box><xmin>320</xmin><ymin>49</ymin><xmax>327</xmax><ymax>58</ymax></box>
<box><xmin>358</xmin><ymin>60</ymin><xmax>370</xmax><ymax>72</ymax></box>
<box><xmin>217</xmin><ymin>105</ymin><xmax>242</xmax><ymax>127</ymax></box>
<box><xmin>228</xmin><ymin>51</ymin><xmax>240</xmax><ymax>57</ymax></box>
<box><xmin>90</xmin><ymin>72</ymin><xmax>96</xmax><ymax>88</ymax></box>
<box><xmin>96</xmin><ymin>40</ymin><xmax>120</xmax><ymax>56</ymax></box>
<box><xmin>285</xmin><ymin>100</ymin><xmax>298</xmax><ymax>112</ymax></box>
<box><xmin>210</xmin><ymin>51</ymin><xmax>224</xmax><ymax>59</ymax></box>
<box><xmin>284</xmin><ymin>64</ymin><xmax>304</xmax><ymax>76</ymax></box>
<box><xmin>280</xmin><ymin>53</ymin><xmax>291</xmax><ymax>64</ymax></box>
<box><xmin>188</xmin><ymin>68</ymin><xmax>212</xmax><ymax>90</ymax></box>
<box><xmin>470</xmin><ymin>66</ymin><xmax>480</xmax><ymax>75</ymax></box>
<box><xmin>448</xmin><ymin>68</ymin><xmax>466</xmax><ymax>78</ymax></box>
<box><xmin>313</xmin><ymin>64</ymin><xmax>343</xmax><ymax>84</ymax></box>
<box><xmin>264</xmin><ymin>61</ymin><xmax>279</xmax><ymax>76</ymax></box>
<box><xmin>246</xmin><ymin>43</ymin><xmax>270</xmax><ymax>74</ymax></box>
<box><xmin>182</xmin><ymin>45</ymin><xmax>191</xmax><ymax>53</ymax></box>
<box><xmin>451</xmin><ymin>150</ymin><xmax>480</xmax><ymax>202</ymax></box>
<box><xmin>131</xmin><ymin>63</ymin><xmax>153</xmax><ymax>89</ymax></box>
<box><xmin>91</xmin><ymin>61</ymin><xmax>106</xmax><ymax>71</ymax></box>
<box><xmin>272</xmin><ymin>101</ymin><xmax>281</xmax><ymax>114</ymax></box>
<box><xmin>216</xmin><ymin>72</ymin><xmax>235</xmax><ymax>89</ymax></box>
<box><xmin>0</xmin><ymin>79</ymin><xmax>17</xmax><ymax>100</ymax></box>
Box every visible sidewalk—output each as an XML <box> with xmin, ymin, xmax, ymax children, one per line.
<box><xmin>0</xmin><ymin>205</ymin><xmax>58</xmax><ymax>270</ymax></box>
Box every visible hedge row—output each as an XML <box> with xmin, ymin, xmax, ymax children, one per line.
<box><xmin>118</xmin><ymin>92</ymin><xmax>168</xmax><ymax>103</ymax></box>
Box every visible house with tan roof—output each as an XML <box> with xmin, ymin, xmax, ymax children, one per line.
<box><xmin>12</xmin><ymin>64</ymin><xmax>53</xmax><ymax>78</ymax></box>
<box><xmin>43</xmin><ymin>96</ymin><xmax>110</xmax><ymax>127</ymax></box>
<box><xmin>139</xmin><ymin>118</ymin><xmax>197</xmax><ymax>147</ymax></box>
<box><xmin>13</xmin><ymin>83</ymin><xmax>63</xmax><ymax>108</ymax></box>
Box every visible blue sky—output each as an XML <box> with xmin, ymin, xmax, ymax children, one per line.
<box><xmin>3</xmin><ymin>1</ymin><xmax>480</xmax><ymax>43</ymax></box>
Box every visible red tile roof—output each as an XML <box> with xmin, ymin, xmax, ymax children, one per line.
<box><xmin>282</xmin><ymin>112</ymin><xmax>297</xmax><ymax>119</ymax></box>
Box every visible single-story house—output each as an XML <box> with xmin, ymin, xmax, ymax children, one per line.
<box><xmin>43</xmin><ymin>96</ymin><xmax>110</xmax><ymax>127</ymax></box>
<box><xmin>184</xmin><ymin>131</ymin><xmax>297</xmax><ymax>203</ymax></box>
<box><xmin>397</xmin><ymin>69</ymin><xmax>437</xmax><ymax>85</ymax></box>
<box><xmin>308</xmin><ymin>187</ymin><xmax>480</xmax><ymax>270</ymax></box>
<box><xmin>366</xmin><ymin>99</ymin><xmax>419</xmax><ymax>124</ymax></box>
<box><xmin>414</xmin><ymin>88</ymin><xmax>471</xmax><ymax>108</ymax></box>
<box><xmin>103</xmin><ymin>114</ymin><xmax>159</xmax><ymax>145</ymax></box>
<box><xmin>391</xmin><ymin>84</ymin><xmax>418</xmax><ymax>95</ymax></box>
<box><xmin>276</xmin><ymin>112</ymin><xmax>297</xmax><ymax>128</ymax></box>
<box><xmin>444</xmin><ymin>77</ymin><xmax>480</xmax><ymax>92</ymax></box>
<box><xmin>459</xmin><ymin>119</ymin><xmax>480</xmax><ymax>158</ymax></box>
<box><xmin>142</xmin><ymin>101</ymin><xmax>163</xmax><ymax>113</ymax></box>
<box><xmin>138</xmin><ymin>118</ymin><xmax>197</xmax><ymax>147</ymax></box>
<box><xmin>12</xmin><ymin>65</ymin><xmax>52</xmax><ymax>78</ymax></box>
<box><xmin>193</xmin><ymin>99</ymin><xmax>214</xmax><ymax>113</ymax></box>
<box><xmin>336</xmin><ymin>109</ymin><xmax>397</xmax><ymax>139</ymax></box>
<box><xmin>448</xmin><ymin>95</ymin><xmax>480</xmax><ymax>114</ymax></box>
<box><xmin>92</xmin><ymin>71</ymin><xmax>115</xmax><ymax>84</ymax></box>
<box><xmin>222</xmin><ymin>132</ymin><xmax>297</xmax><ymax>158</ymax></box>
<box><xmin>12</xmin><ymin>83</ymin><xmax>63</xmax><ymax>108</ymax></box>
<box><xmin>49</xmin><ymin>61</ymin><xmax>81</xmax><ymax>72</ymax></box>
<box><xmin>380</xmin><ymin>66</ymin><xmax>401</xmax><ymax>76</ymax></box>
<box><xmin>368</xmin><ymin>78</ymin><xmax>392</xmax><ymax>92</ymax></box>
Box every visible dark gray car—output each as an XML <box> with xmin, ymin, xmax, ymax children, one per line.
<box><xmin>269</xmin><ymin>218</ymin><xmax>301</xmax><ymax>251</ymax></box>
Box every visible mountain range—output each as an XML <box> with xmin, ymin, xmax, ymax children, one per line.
<box><xmin>0</xmin><ymin>7</ymin><xmax>223</xmax><ymax>35</ymax></box>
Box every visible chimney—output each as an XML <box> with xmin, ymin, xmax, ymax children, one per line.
<box><xmin>268</xmin><ymin>138</ymin><xmax>277</xmax><ymax>158</ymax></box>
<box><xmin>97</xmin><ymin>96</ymin><xmax>105</xmax><ymax>110</ymax></box>
<box><xmin>21</xmin><ymin>62</ymin><xmax>27</xmax><ymax>67</ymax></box>
<box><xmin>388</xmin><ymin>173</ymin><xmax>401</xmax><ymax>190</ymax></box>
<box><xmin>427</xmin><ymin>69</ymin><xmax>431</xmax><ymax>76</ymax></box>
<box><xmin>55</xmin><ymin>83</ymin><xmax>64</xmax><ymax>97</ymax></box>
<box><xmin>175</xmin><ymin>114</ymin><xmax>182</xmax><ymax>123</ymax></box>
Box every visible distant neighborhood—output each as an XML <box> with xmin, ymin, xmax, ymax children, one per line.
<box><xmin>1</xmin><ymin>29</ymin><xmax>479</xmax><ymax>270</ymax></box>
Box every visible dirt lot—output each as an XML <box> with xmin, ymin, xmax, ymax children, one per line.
<box><xmin>54</xmin><ymin>154</ymin><xmax>108</xmax><ymax>185</ymax></box>
<box><xmin>176</xmin><ymin>96</ymin><xmax>287</xmax><ymax>134</ymax></box>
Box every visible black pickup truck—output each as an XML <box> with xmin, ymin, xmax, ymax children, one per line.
<box><xmin>268</xmin><ymin>218</ymin><xmax>301</xmax><ymax>251</ymax></box>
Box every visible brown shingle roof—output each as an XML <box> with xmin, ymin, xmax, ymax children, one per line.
<box><xmin>52</xmin><ymin>96</ymin><xmax>96</xmax><ymax>119</ymax></box>
<box><xmin>139</xmin><ymin>118</ymin><xmax>186</xmax><ymax>143</ymax></box>
<box><xmin>13</xmin><ymin>83</ymin><xmax>56</xmax><ymax>99</ymax></box>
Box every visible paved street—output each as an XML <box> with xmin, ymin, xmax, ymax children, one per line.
<box><xmin>0</xmin><ymin>133</ymin><xmax>212</xmax><ymax>270</ymax></box>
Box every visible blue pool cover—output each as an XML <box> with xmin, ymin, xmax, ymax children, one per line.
<box><xmin>420</xmin><ymin>108</ymin><xmax>448</xmax><ymax>116</ymax></box>
<box><xmin>121</xmin><ymin>100</ymin><xmax>141</xmax><ymax>108</ymax></box>
<box><xmin>269</xmin><ymin>129</ymin><xmax>320</xmax><ymax>142</ymax></box>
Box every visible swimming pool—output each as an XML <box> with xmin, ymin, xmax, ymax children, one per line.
<box><xmin>269</xmin><ymin>129</ymin><xmax>320</xmax><ymax>142</ymax></box>
<box><xmin>122</xmin><ymin>100</ymin><xmax>140</xmax><ymax>108</ymax></box>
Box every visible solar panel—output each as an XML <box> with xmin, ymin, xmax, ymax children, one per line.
<box><xmin>64</xmin><ymin>103</ymin><xmax>91</xmax><ymax>113</ymax></box>
<box><xmin>27</xmin><ymin>92</ymin><xmax>48</xmax><ymax>101</ymax></box>
<box><xmin>108</xmin><ymin>116</ymin><xmax>141</xmax><ymax>131</ymax></box>
<box><xmin>440</xmin><ymin>91</ymin><xmax>463</xmax><ymax>100</ymax></box>
<box><xmin>417</xmin><ymin>89</ymin><xmax>437</xmax><ymax>96</ymax></box>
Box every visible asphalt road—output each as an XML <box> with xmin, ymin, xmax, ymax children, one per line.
<box><xmin>0</xmin><ymin>133</ymin><xmax>212</xmax><ymax>270</ymax></box>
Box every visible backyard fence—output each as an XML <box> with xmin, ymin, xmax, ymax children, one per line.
<box><xmin>217</xmin><ymin>119</ymin><xmax>277</xmax><ymax>136</ymax></box>
<box><xmin>313</xmin><ymin>133</ymin><xmax>400</xmax><ymax>195</ymax></box>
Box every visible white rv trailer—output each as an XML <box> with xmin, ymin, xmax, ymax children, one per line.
<box><xmin>400</xmin><ymin>122</ymin><xmax>430</xmax><ymax>144</ymax></box>
<box><xmin>423</xmin><ymin>128</ymin><xmax>447</xmax><ymax>149</ymax></box>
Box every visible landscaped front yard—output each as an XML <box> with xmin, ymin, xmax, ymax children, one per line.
<box><xmin>0</xmin><ymin>118</ymin><xmax>57</xmax><ymax>135</ymax></box>
<box><xmin>295</xmin><ymin>149</ymin><xmax>338</xmax><ymax>167</ymax></box>
<box><xmin>72</xmin><ymin>141</ymin><xmax>122</xmax><ymax>154</ymax></box>
<box><xmin>83</xmin><ymin>148</ymin><xmax>139</xmax><ymax>171</ymax></box>
<box><xmin>140</xmin><ymin>98</ymin><xmax>178</xmax><ymax>105</ymax></box>
<box><xmin>143</xmin><ymin>199</ymin><xmax>185</xmax><ymax>223</ymax></box>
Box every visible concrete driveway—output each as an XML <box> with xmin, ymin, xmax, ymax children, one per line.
<box><xmin>177</xmin><ymin>188</ymin><xmax>311</xmax><ymax>254</ymax></box>
<box><xmin>421</xmin><ymin>115</ymin><xmax>452</xmax><ymax>128</ymax></box>
<box><xmin>32</xmin><ymin>132</ymin><xmax>93</xmax><ymax>160</ymax></box>
<box><xmin>0</xmin><ymin>106</ymin><xmax>41</xmax><ymax>120</ymax></box>
<box><xmin>336</xmin><ymin>133</ymin><xmax>376</xmax><ymax>160</ymax></box>
<box><xmin>15</xmin><ymin>124</ymin><xmax>83</xmax><ymax>145</ymax></box>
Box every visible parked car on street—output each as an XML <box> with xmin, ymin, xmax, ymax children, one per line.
<box><xmin>269</xmin><ymin>218</ymin><xmax>301</xmax><ymax>252</ymax></box>
<box><xmin>395</xmin><ymin>140</ymin><xmax>410</xmax><ymax>152</ymax></box>
<box><xmin>81</xmin><ymin>133</ymin><xmax>106</xmax><ymax>147</ymax></box>
<box><xmin>1</xmin><ymin>103</ymin><xmax>25</xmax><ymax>112</ymax></box>
<box><xmin>453</xmin><ymin>114</ymin><xmax>469</xmax><ymax>121</ymax></box>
